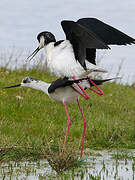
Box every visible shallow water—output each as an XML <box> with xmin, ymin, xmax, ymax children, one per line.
<box><xmin>0</xmin><ymin>0</ymin><xmax>135</xmax><ymax>84</ymax></box>
<box><xmin>0</xmin><ymin>150</ymin><xmax>134</xmax><ymax>180</ymax></box>
<box><xmin>85</xmin><ymin>150</ymin><xmax>135</xmax><ymax>180</ymax></box>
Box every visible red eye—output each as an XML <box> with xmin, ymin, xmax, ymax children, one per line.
<box><xmin>23</xmin><ymin>79</ymin><xmax>27</xmax><ymax>83</ymax></box>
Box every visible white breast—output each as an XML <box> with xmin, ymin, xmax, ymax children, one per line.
<box><xmin>45</xmin><ymin>40</ymin><xmax>107</xmax><ymax>77</ymax></box>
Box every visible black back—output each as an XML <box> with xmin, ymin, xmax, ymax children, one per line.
<box><xmin>54</xmin><ymin>40</ymin><xmax>64</xmax><ymax>47</ymax></box>
<box><xmin>48</xmin><ymin>77</ymin><xmax>116</xmax><ymax>93</ymax></box>
<box><xmin>48</xmin><ymin>77</ymin><xmax>87</xmax><ymax>93</ymax></box>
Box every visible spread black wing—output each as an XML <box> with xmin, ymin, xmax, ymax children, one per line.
<box><xmin>61</xmin><ymin>20</ymin><xmax>109</xmax><ymax>69</ymax></box>
<box><xmin>77</xmin><ymin>18</ymin><xmax>135</xmax><ymax>45</ymax></box>
<box><xmin>77</xmin><ymin>18</ymin><xmax>135</xmax><ymax>66</ymax></box>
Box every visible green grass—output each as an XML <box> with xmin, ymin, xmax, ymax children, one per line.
<box><xmin>0</xmin><ymin>67</ymin><xmax>135</xmax><ymax>163</ymax></box>
<box><xmin>111</xmin><ymin>150</ymin><xmax>135</xmax><ymax>160</ymax></box>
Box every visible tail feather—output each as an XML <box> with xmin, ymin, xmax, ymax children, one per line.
<box><xmin>71</xmin><ymin>77</ymin><xmax>120</xmax><ymax>90</ymax></box>
<box><xmin>89</xmin><ymin>77</ymin><xmax>120</xmax><ymax>86</ymax></box>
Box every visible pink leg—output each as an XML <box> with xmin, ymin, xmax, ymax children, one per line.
<box><xmin>88</xmin><ymin>78</ymin><xmax>104</xmax><ymax>95</ymax></box>
<box><xmin>77</xmin><ymin>99</ymin><xmax>87</xmax><ymax>158</ymax></box>
<box><xmin>72</xmin><ymin>76</ymin><xmax>90</xmax><ymax>100</ymax></box>
<box><xmin>63</xmin><ymin>102</ymin><xmax>71</xmax><ymax>151</ymax></box>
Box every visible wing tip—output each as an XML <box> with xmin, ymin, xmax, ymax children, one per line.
<box><xmin>131</xmin><ymin>39</ymin><xmax>135</xmax><ymax>45</ymax></box>
<box><xmin>123</xmin><ymin>38</ymin><xmax>135</xmax><ymax>45</ymax></box>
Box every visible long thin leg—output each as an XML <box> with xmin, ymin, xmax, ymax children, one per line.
<box><xmin>88</xmin><ymin>78</ymin><xmax>104</xmax><ymax>95</ymax></box>
<box><xmin>72</xmin><ymin>76</ymin><xmax>90</xmax><ymax>100</ymax></box>
<box><xmin>63</xmin><ymin>102</ymin><xmax>71</xmax><ymax>152</ymax></box>
<box><xmin>77</xmin><ymin>98</ymin><xmax>87</xmax><ymax>158</ymax></box>
<box><xmin>72</xmin><ymin>76</ymin><xmax>104</xmax><ymax>98</ymax></box>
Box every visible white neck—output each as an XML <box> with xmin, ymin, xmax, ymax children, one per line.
<box><xmin>23</xmin><ymin>81</ymin><xmax>50</xmax><ymax>95</ymax></box>
<box><xmin>44</xmin><ymin>42</ymin><xmax>54</xmax><ymax>61</ymax></box>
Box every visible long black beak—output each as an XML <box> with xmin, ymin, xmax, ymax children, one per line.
<box><xmin>26</xmin><ymin>47</ymin><xmax>40</xmax><ymax>61</ymax></box>
<box><xmin>4</xmin><ymin>84</ymin><xmax>21</xmax><ymax>89</ymax></box>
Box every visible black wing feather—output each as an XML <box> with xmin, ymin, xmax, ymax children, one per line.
<box><xmin>48</xmin><ymin>77</ymin><xmax>117</xmax><ymax>93</ymax></box>
<box><xmin>90</xmin><ymin>78</ymin><xmax>116</xmax><ymax>86</ymax></box>
<box><xmin>61</xmin><ymin>18</ymin><xmax>135</xmax><ymax>68</ymax></box>
<box><xmin>86</xmin><ymin>48</ymin><xmax>96</xmax><ymax>65</ymax></box>
<box><xmin>61</xmin><ymin>20</ymin><xmax>109</xmax><ymax>69</ymax></box>
<box><xmin>77</xmin><ymin>18</ymin><xmax>135</xmax><ymax>45</ymax></box>
<box><xmin>48</xmin><ymin>78</ymin><xmax>72</xmax><ymax>93</ymax></box>
<box><xmin>48</xmin><ymin>77</ymin><xmax>87</xmax><ymax>93</ymax></box>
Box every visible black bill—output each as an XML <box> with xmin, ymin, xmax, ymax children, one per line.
<box><xmin>4</xmin><ymin>84</ymin><xmax>21</xmax><ymax>89</ymax></box>
<box><xmin>26</xmin><ymin>47</ymin><xmax>40</xmax><ymax>61</ymax></box>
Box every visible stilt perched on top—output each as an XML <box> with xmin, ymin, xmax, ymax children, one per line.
<box><xmin>26</xmin><ymin>18</ymin><xmax>135</xmax><ymax>98</ymax></box>
<box><xmin>27</xmin><ymin>17</ymin><xmax>135</xmax><ymax>76</ymax></box>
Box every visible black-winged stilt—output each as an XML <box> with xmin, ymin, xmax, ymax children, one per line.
<box><xmin>26</xmin><ymin>18</ymin><xmax>135</xmax><ymax>99</ymax></box>
<box><xmin>4</xmin><ymin>76</ymin><xmax>116</xmax><ymax>158</ymax></box>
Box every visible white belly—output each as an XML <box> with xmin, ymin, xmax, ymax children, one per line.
<box><xmin>49</xmin><ymin>86</ymin><xmax>80</xmax><ymax>104</ymax></box>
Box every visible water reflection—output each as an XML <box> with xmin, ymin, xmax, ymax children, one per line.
<box><xmin>0</xmin><ymin>150</ymin><xmax>134</xmax><ymax>179</ymax></box>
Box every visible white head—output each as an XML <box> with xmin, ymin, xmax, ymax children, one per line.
<box><xmin>4</xmin><ymin>77</ymin><xmax>38</xmax><ymax>88</ymax></box>
<box><xmin>4</xmin><ymin>77</ymin><xmax>50</xmax><ymax>95</ymax></box>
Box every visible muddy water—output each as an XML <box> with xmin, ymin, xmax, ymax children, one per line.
<box><xmin>0</xmin><ymin>150</ymin><xmax>134</xmax><ymax>179</ymax></box>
